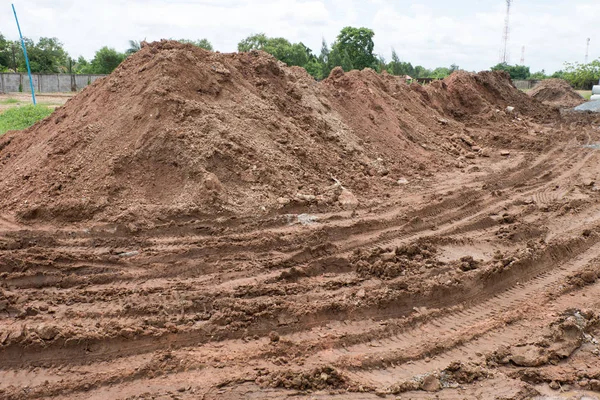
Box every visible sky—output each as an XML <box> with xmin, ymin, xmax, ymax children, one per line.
<box><xmin>1</xmin><ymin>0</ymin><xmax>599</xmax><ymax>73</ymax></box>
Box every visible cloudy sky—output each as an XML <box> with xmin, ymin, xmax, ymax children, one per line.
<box><xmin>1</xmin><ymin>0</ymin><xmax>598</xmax><ymax>73</ymax></box>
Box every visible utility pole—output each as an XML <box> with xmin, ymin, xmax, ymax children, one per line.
<box><xmin>500</xmin><ymin>0</ymin><xmax>512</xmax><ymax>64</ymax></box>
<box><xmin>585</xmin><ymin>38</ymin><xmax>590</xmax><ymax>64</ymax></box>
<box><xmin>520</xmin><ymin>46</ymin><xmax>525</xmax><ymax>65</ymax></box>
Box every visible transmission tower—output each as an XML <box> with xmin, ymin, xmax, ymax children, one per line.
<box><xmin>520</xmin><ymin>46</ymin><xmax>525</xmax><ymax>65</ymax></box>
<box><xmin>585</xmin><ymin>38</ymin><xmax>590</xmax><ymax>64</ymax></box>
<box><xmin>499</xmin><ymin>0</ymin><xmax>512</xmax><ymax>64</ymax></box>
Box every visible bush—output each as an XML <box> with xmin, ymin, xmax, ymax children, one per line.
<box><xmin>0</xmin><ymin>104</ymin><xmax>53</xmax><ymax>135</ymax></box>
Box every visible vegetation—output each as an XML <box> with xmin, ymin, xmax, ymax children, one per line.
<box><xmin>0</xmin><ymin>33</ymin><xmax>214</xmax><ymax>75</ymax></box>
<box><xmin>491</xmin><ymin>63</ymin><xmax>531</xmax><ymax>80</ymax></box>
<box><xmin>0</xmin><ymin>105</ymin><xmax>53</xmax><ymax>135</ymax></box>
<box><xmin>1</xmin><ymin>28</ymin><xmax>598</xmax><ymax>87</ymax></box>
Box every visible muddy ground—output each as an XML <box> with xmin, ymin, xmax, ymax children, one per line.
<box><xmin>2</xmin><ymin>42</ymin><xmax>600</xmax><ymax>400</ymax></box>
<box><xmin>3</xmin><ymin>131</ymin><xmax>600</xmax><ymax>399</ymax></box>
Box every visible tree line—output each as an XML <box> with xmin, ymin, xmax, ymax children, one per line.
<box><xmin>491</xmin><ymin>61</ymin><xmax>600</xmax><ymax>89</ymax></box>
<box><xmin>0</xmin><ymin>35</ymin><xmax>213</xmax><ymax>75</ymax></box>
<box><xmin>1</xmin><ymin>27</ymin><xmax>598</xmax><ymax>89</ymax></box>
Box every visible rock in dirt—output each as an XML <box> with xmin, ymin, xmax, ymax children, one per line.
<box><xmin>338</xmin><ymin>188</ymin><xmax>359</xmax><ymax>209</ymax></box>
<box><xmin>36</xmin><ymin>324</ymin><xmax>60</xmax><ymax>341</ymax></box>
<box><xmin>510</xmin><ymin>345</ymin><xmax>547</xmax><ymax>367</ymax></box>
<box><xmin>421</xmin><ymin>374</ymin><xmax>441</xmax><ymax>392</ymax></box>
<box><xmin>500</xmin><ymin>150</ymin><xmax>511</xmax><ymax>156</ymax></box>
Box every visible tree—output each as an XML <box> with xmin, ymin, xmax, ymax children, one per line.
<box><xmin>491</xmin><ymin>63</ymin><xmax>530</xmax><ymax>80</ymax></box>
<box><xmin>13</xmin><ymin>37</ymin><xmax>70</xmax><ymax>73</ymax></box>
<box><xmin>73</xmin><ymin>56</ymin><xmax>92</xmax><ymax>74</ymax></box>
<box><xmin>562</xmin><ymin>60</ymin><xmax>600</xmax><ymax>89</ymax></box>
<box><xmin>430</xmin><ymin>67</ymin><xmax>451</xmax><ymax>79</ymax></box>
<box><xmin>331</xmin><ymin>27</ymin><xmax>377</xmax><ymax>71</ymax></box>
<box><xmin>413</xmin><ymin>65</ymin><xmax>432</xmax><ymax>78</ymax></box>
<box><xmin>529</xmin><ymin>70</ymin><xmax>547</xmax><ymax>80</ymax></box>
<box><xmin>126</xmin><ymin>40</ymin><xmax>142</xmax><ymax>55</ymax></box>
<box><xmin>178</xmin><ymin>38</ymin><xmax>213</xmax><ymax>51</ymax></box>
<box><xmin>237</xmin><ymin>33</ymin><xmax>269</xmax><ymax>52</ymax></box>
<box><xmin>387</xmin><ymin>49</ymin><xmax>415</xmax><ymax>77</ymax></box>
<box><xmin>237</xmin><ymin>34</ymin><xmax>312</xmax><ymax>68</ymax></box>
<box><xmin>89</xmin><ymin>47</ymin><xmax>126</xmax><ymax>74</ymax></box>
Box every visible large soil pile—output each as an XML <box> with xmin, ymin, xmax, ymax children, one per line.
<box><xmin>0</xmin><ymin>41</ymin><xmax>555</xmax><ymax>224</ymax></box>
<box><xmin>529</xmin><ymin>78</ymin><xmax>585</xmax><ymax>108</ymax></box>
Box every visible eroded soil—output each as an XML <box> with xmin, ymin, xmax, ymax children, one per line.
<box><xmin>3</xmin><ymin>130</ymin><xmax>600</xmax><ymax>399</ymax></box>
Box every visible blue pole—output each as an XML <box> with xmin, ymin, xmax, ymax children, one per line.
<box><xmin>12</xmin><ymin>4</ymin><xmax>36</xmax><ymax>105</ymax></box>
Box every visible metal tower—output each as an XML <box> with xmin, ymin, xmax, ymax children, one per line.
<box><xmin>520</xmin><ymin>46</ymin><xmax>525</xmax><ymax>65</ymax></box>
<box><xmin>585</xmin><ymin>38</ymin><xmax>590</xmax><ymax>64</ymax></box>
<box><xmin>500</xmin><ymin>0</ymin><xmax>512</xmax><ymax>64</ymax></box>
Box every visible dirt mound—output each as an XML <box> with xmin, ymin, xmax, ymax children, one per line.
<box><xmin>0</xmin><ymin>41</ymin><xmax>556</xmax><ymax>224</ymax></box>
<box><xmin>425</xmin><ymin>70</ymin><xmax>557</xmax><ymax>120</ymax></box>
<box><xmin>529</xmin><ymin>79</ymin><xmax>585</xmax><ymax>108</ymax></box>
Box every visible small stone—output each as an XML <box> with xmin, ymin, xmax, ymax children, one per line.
<box><xmin>549</xmin><ymin>381</ymin><xmax>560</xmax><ymax>390</ymax></box>
<box><xmin>500</xmin><ymin>150</ymin><xmax>511</xmax><ymax>156</ymax></box>
<box><xmin>36</xmin><ymin>324</ymin><xmax>59</xmax><ymax>341</ymax></box>
<box><xmin>338</xmin><ymin>188</ymin><xmax>359</xmax><ymax>209</ymax></box>
<box><xmin>422</xmin><ymin>374</ymin><xmax>441</xmax><ymax>392</ymax></box>
<box><xmin>277</xmin><ymin>197</ymin><xmax>290</xmax><ymax>205</ymax></box>
<box><xmin>177</xmin><ymin>387</ymin><xmax>187</xmax><ymax>393</ymax></box>
<box><xmin>397</xmin><ymin>177</ymin><xmax>409</xmax><ymax>185</ymax></box>
<box><xmin>269</xmin><ymin>331</ymin><xmax>280</xmax><ymax>343</ymax></box>
<box><xmin>590</xmin><ymin>379</ymin><xmax>600</xmax><ymax>391</ymax></box>
<box><xmin>356</xmin><ymin>289</ymin><xmax>366</xmax><ymax>299</ymax></box>
<box><xmin>296</xmin><ymin>193</ymin><xmax>316</xmax><ymax>202</ymax></box>
<box><xmin>506</xmin><ymin>106</ymin><xmax>515</xmax><ymax>113</ymax></box>
<box><xmin>471</xmin><ymin>146</ymin><xmax>482</xmax><ymax>152</ymax></box>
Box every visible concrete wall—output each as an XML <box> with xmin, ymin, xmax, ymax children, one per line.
<box><xmin>513</xmin><ymin>79</ymin><xmax>541</xmax><ymax>90</ymax></box>
<box><xmin>0</xmin><ymin>73</ymin><xmax>106</xmax><ymax>93</ymax></box>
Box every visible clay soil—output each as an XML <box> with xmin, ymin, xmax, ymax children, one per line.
<box><xmin>528</xmin><ymin>79</ymin><xmax>586</xmax><ymax>108</ymax></box>
<box><xmin>2</xmin><ymin>41</ymin><xmax>600</xmax><ymax>400</ymax></box>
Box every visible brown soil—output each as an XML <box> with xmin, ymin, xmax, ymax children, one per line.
<box><xmin>529</xmin><ymin>78</ymin><xmax>586</xmax><ymax>108</ymax></box>
<box><xmin>2</xmin><ymin>41</ymin><xmax>600</xmax><ymax>399</ymax></box>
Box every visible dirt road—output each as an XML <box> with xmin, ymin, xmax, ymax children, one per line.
<box><xmin>2</xmin><ymin>129</ymin><xmax>600</xmax><ymax>399</ymax></box>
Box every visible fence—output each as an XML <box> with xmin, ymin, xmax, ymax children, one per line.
<box><xmin>0</xmin><ymin>73</ymin><xmax>107</xmax><ymax>93</ymax></box>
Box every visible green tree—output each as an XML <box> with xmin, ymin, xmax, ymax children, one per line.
<box><xmin>430</xmin><ymin>67</ymin><xmax>451</xmax><ymax>79</ymax></box>
<box><xmin>178</xmin><ymin>38</ymin><xmax>214</xmax><ymax>51</ymax></box>
<box><xmin>529</xmin><ymin>70</ymin><xmax>548</xmax><ymax>80</ymax></box>
<box><xmin>562</xmin><ymin>60</ymin><xmax>600</xmax><ymax>89</ymax></box>
<box><xmin>387</xmin><ymin>49</ymin><xmax>415</xmax><ymax>77</ymax></box>
<box><xmin>0</xmin><ymin>34</ymin><xmax>11</xmax><ymax>71</ymax></box>
<box><xmin>72</xmin><ymin>56</ymin><xmax>92</xmax><ymax>74</ymax></box>
<box><xmin>12</xmin><ymin>37</ymin><xmax>70</xmax><ymax>73</ymax></box>
<box><xmin>89</xmin><ymin>47</ymin><xmax>126</xmax><ymax>74</ymax></box>
<box><xmin>126</xmin><ymin>40</ymin><xmax>142</xmax><ymax>55</ymax></box>
<box><xmin>331</xmin><ymin>27</ymin><xmax>377</xmax><ymax>71</ymax></box>
<box><xmin>237</xmin><ymin>34</ymin><xmax>311</xmax><ymax>67</ymax></box>
<box><xmin>413</xmin><ymin>65</ymin><xmax>432</xmax><ymax>78</ymax></box>
<box><xmin>491</xmin><ymin>63</ymin><xmax>530</xmax><ymax>80</ymax></box>
<box><xmin>237</xmin><ymin>33</ymin><xmax>269</xmax><ymax>52</ymax></box>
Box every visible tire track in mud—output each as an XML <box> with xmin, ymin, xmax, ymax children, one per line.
<box><xmin>2</xmin><ymin>228</ymin><xmax>597</xmax><ymax>369</ymax></box>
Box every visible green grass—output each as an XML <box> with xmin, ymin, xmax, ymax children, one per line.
<box><xmin>0</xmin><ymin>105</ymin><xmax>54</xmax><ymax>135</ymax></box>
<box><xmin>577</xmin><ymin>90</ymin><xmax>592</xmax><ymax>100</ymax></box>
<box><xmin>0</xmin><ymin>98</ymin><xmax>20</xmax><ymax>105</ymax></box>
